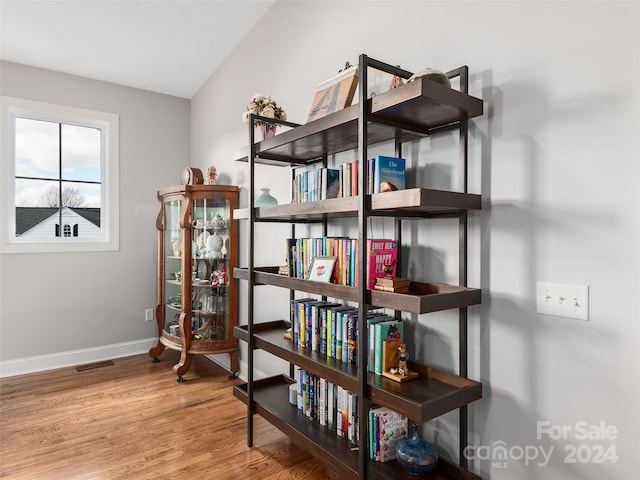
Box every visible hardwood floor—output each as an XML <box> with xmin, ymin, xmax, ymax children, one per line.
<box><xmin>0</xmin><ymin>352</ymin><xmax>337</xmax><ymax>479</ymax></box>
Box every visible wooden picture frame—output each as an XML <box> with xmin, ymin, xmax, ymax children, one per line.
<box><xmin>307</xmin><ymin>63</ymin><xmax>359</xmax><ymax>123</ymax></box>
<box><xmin>306</xmin><ymin>256</ymin><xmax>336</xmax><ymax>283</ymax></box>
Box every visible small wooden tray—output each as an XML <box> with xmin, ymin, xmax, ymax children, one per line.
<box><xmin>382</xmin><ymin>370</ymin><xmax>419</xmax><ymax>382</ymax></box>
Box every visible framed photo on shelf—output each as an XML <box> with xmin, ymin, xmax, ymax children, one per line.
<box><xmin>306</xmin><ymin>256</ymin><xmax>336</xmax><ymax>283</ymax></box>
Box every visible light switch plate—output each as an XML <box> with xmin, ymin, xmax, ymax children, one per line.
<box><xmin>536</xmin><ymin>282</ymin><xmax>589</xmax><ymax>321</ymax></box>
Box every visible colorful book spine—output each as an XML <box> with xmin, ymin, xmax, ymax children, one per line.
<box><xmin>367</xmin><ymin>314</ymin><xmax>393</xmax><ymax>372</ymax></box>
<box><xmin>351</xmin><ymin>159</ymin><xmax>358</xmax><ymax>197</ymax></box>
<box><xmin>373</xmin><ymin>320</ymin><xmax>404</xmax><ymax>375</ymax></box>
<box><xmin>291</xmin><ymin>297</ymin><xmax>314</xmax><ymax>346</ymax></box>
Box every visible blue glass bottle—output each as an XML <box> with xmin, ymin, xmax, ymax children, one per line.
<box><xmin>395</xmin><ymin>424</ymin><xmax>438</xmax><ymax>474</ymax></box>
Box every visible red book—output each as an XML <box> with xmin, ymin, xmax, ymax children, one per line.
<box><xmin>366</xmin><ymin>239</ymin><xmax>398</xmax><ymax>290</ymax></box>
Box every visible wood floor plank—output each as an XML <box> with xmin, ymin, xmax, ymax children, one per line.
<box><xmin>0</xmin><ymin>352</ymin><xmax>337</xmax><ymax>480</ymax></box>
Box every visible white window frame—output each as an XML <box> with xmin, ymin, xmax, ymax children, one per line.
<box><xmin>0</xmin><ymin>96</ymin><xmax>119</xmax><ymax>253</ymax></box>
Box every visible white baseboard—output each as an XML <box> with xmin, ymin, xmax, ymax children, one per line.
<box><xmin>0</xmin><ymin>338</ymin><xmax>157</xmax><ymax>378</ymax></box>
<box><xmin>1</xmin><ymin>340</ymin><xmax>272</xmax><ymax>382</ymax></box>
<box><xmin>205</xmin><ymin>354</ymin><xmax>267</xmax><ymax>383</ymax></box>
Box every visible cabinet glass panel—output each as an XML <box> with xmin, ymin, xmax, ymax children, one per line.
<box><xmin>191</xmin><ymin>197</ymin><xmax>232</xmax><ymax>342</ymax></box>
<box><xmin>164</xmin><ymin>199</ymin><xmax>182</xmax><ymax>337</ymax></box>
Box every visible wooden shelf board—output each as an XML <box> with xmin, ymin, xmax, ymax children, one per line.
<box><xmin>159</xmin><ymin>330</ymin><xmax>237</xmax><ymax>355</ymax></box>
<box><xmin>234</xmin><ymin>322</ymin><xmax>481</xmax><ymax>423</ymax></box>
<box><xmin>186</xmin><ymin>343</ymin><xmax>237</xmax><ymax>355</ymax></box>
<box><xmin>158</xmin><ymin>333</ymin><xmax>181</xmax><ymax>351</ymax></box>
<box><xmin>234</xmin><ymin>77</ymin><xmax>482</xmax><ymax>165</ymax></box>
<box><xmin>233</xmin><ymin>267</ymin><xmax>481</xmax><ymax>314</ymax></box>
<box><xmin>370</xmin><ymin>76</ymin><xmax>483</xmax><ymax>131</ymax></box>
<box><xmin>233</xmin><ymin>188</ymin><xmax>481</xmax><ymax>222</ymax></box>
<box><xmin>234</xmin><ymin>375</ymin><xmax>481</xmax><ymax>480</ymax></box>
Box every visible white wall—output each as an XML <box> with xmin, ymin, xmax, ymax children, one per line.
<box><xmin>0</xmin><ymin>62</ymin><xmax>190</xmax><ymax>372</ymax></box>
<box><xmin>191</xmin><ymin>1</ymin><xmax>640</xmax><ymax>479</ymax></box>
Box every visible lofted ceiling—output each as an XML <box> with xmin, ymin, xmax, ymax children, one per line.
<box><xmin>0</xmin><ymin>0</ymin><xmax>276</xmax><ymax>99</ymax></box>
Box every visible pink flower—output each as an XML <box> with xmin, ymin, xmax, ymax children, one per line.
<box><xmin>261</xmin><ymin>105</ymin><xmax>275</xmax><ymax>118</ymax></box>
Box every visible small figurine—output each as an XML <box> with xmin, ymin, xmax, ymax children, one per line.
<box><xmin>172</xmin><ymin>239</ymin><xmax>181</xmax><ymax>257</ymax></box>
<box><xmin>382</xmin><ymin>258</ymin><xmax>398</xmax><ymax>278</ymax></box>
<box><xmin>207</xmin><ymin>165</ymin><xmax>218</xmax><ymax>185</ymax></box>
<box><xmin>218</xmin><ymin>267</ymin><xmax>229</xmax><ymax>286</ymax></box>
<box><xmin>210</xmin><ymin>270</ymin><xmax>220</xmax><ymax>287</ymax></box>
<box><xmin>397</xmin><ymin>343</ymin><xmax>408</xmax><ymax>376</ymax></box>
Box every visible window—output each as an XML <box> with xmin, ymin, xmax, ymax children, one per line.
<box><xmin>1</xmin><ymin>96</ymin><xmax>119</xmax><ymax>253</ymax></box>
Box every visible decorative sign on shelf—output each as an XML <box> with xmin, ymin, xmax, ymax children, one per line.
<box><xmin>307</xmin><ymin>62</ymin><xmax>359</xmax><ymax>123</ymax></box>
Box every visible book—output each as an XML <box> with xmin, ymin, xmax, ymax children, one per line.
<box><xmin>323</xmin><ymin>168</ymin><xmax>341</xmax><ymax>199</ymax></box>
<box><xmin>367</xmin><ymin>314</ymin><xmax>394</xmax><ymax>372</ymax></box>
<box><xmin>327</xmin><ymin>381</ymin><xmax>335</xmax><ymax>432</ymax></box>
<box><xmin>334</xmin><ymin>307</ymin><xmax>357</xmax><ymax>362</ymax></box>
<box><xmin>373</xmin><ymin>155</ymin><xmax>406</xmax><ymax>193</ymax></box>
<box><xmin>366</xmin><ymin>239</ymin><xmax>399</xmax><ymax>290</ymax></box>
<box><xmin>291</xmin><ymin>297</ymin><xmax>315</xmax><ymax>346</ymax></box>
<box><xmin>329</xmin><ymin>306</ymin><xmax>354</xmax><ymax>361</ymax></box>
<box><xmin>374</xmin><ymin>320</ymin><xmax>404</xmax><ymax>374</ymax></box>
<box><xmin>286</xmin><ymin>238</ymin><xmax>297</xmax><ymax>277</ymax></box>
<box><xmin>312</xmin><ymin>302</ymin><xmax>340</xmax><ymax>352</ymax></box>
<box><xmin>351</xmin><ymin>159</ymin><xmax>358</xmax><ymax>197</ymax></box>
<box><xmin>373</xmin><ymin>407</ymin><xmax>408</xmax><ymax>462</ymax></box>
<box><xmin>305</xmin><ymin>300</ymin><xmax>334</xmax><ymax>350</ymax></box>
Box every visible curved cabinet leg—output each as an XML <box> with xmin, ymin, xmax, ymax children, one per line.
<box><xmin>172</xmin><ymin>349</ymin><xmax>193</xmax><ymax>381</ymax></box>
<box><xmin>149</xmin><ymin>303</ymin><xmax>166</xmax><ymax>361</ymax></box>
<box><xmin>171</xmin><ymin>312</ymin><xmax>193</xmax><ymax>381</ymax></box>
<box><xmin>148</xmin><ymin>341</ymin><xmax>165</xmax><ymax>360</ymax></box>
<box><xmin>229</xmin><ymin>350</ymin><xmax>239</xmax><ymax>379</ymax></box>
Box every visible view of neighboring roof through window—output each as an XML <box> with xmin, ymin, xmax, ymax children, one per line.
<box><xmin>15</xmin><ymin>118</ymin><xmax>102</xmax><ymax>240</ymax></box>
<box><xmin>0</xmin><ymin>96</ymin><xmax>119</xmax><ymax>253</ymax></box>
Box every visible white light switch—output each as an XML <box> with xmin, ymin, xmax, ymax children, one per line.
<box><xmin>536</xmin><ymin>282</ymin><xmax>589</xmax><ymax>321</ymax></box>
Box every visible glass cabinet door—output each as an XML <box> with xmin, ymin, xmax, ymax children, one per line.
<box><xmin>163</xmin><ymin>199</ymin><xmax>182</xmax><ymax>338</ymax></box>
<box><xmin>190</xmin><ymin>197</ymin><xmax>232</xmax><ymax>343</ymax></box>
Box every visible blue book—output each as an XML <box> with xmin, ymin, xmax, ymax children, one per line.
<box><xmin>373</xmin><ymin>155</ymin><xmax>406</xmax><ymax>193</ymax></box>
<box><xmin>291</xmin><ymin>297</ymin><xmax>315</xmax><ymax>346</ymax></box>
<box><xmin>328</xmin><ymin>306</ymin><xmax>352</xmax><ymax>359</ymax></box>
<box><xmin>334</xmin><ymin>307</ymin><xmax>357</xmax><ymax>362</ymax></box>
<box><xmin>323</xmin><ymin>168</ymin><xmax>341</xmax><ymax>199</ymax></box>
<box><xmin>313</xmin><ymin>302</ymin><xmax>340</xmax><ymax>352</ymax></box>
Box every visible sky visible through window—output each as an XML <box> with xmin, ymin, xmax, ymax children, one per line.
<box><xmin>14</xmin><ymin>117</ymin><xmax>101</xmax><ymax>208</ymax></box>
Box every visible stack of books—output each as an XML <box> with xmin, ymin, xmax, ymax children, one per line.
<box><xmin>290</xmin><ymin>155</ymin><xmax>406</xmax><ymax>202</ymax></box>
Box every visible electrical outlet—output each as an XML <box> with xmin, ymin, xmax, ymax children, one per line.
<box><xmin>536</xmin><ymin>282</ymin><xmax>589</xmax><ymax>321</ymax></box>
<box><xmin>145</xmin><ymin>309</ymin><xmax>154</xmax><ymax>322</ymax></box>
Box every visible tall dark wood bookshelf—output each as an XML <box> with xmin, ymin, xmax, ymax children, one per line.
<box><xmin>233</xmin><ymin>54</ymin><xmax>483</xmax><ymax>479</ymax></box>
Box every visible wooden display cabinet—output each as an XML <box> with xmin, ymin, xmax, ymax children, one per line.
<box><xmin>149</xmin><ymin>184</ymin><xmax>239</xmax><ymax>382</ymax></box>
